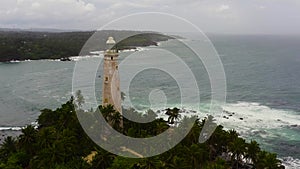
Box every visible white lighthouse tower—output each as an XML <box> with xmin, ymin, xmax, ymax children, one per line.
<box><xmin>102</xmin><ymin>37</ymin><xmax>122</xmax><ymax>114</ymax></box>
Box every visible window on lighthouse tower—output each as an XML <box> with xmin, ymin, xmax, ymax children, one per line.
<box><xmin>111</xmin><ymin>56</ymin><xmax>113</xmax><ymax>60</ymax></box>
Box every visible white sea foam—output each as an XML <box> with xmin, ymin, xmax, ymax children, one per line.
<box><xmin>0</xmin><ymin>121</ymin><xmax>39</xmax><ymax>131</ymax></box>
<box><xmin>130</xmin><ymin>101</ymin><xmax>300</xmax><ymax>132</ymax></box>
<box><xmin>9</xmin><ymin>58</ymin><xmax>63</xmax><ymax>63</ymax></box>
<box><xmin>0</xmin><ymin>126</ymin><xmax>23</xmax><ymax>131</ymax></box>
<box><xmin>89</xmin><ymin>51</ymin><xmax>103</xmax><ymax>55</ymax></box>
<box><xmin>7</xmin><ymin>52</ymin><xmax>104</xmax><ymax>63</ymax></box>
<box><xmin>217</xmin><ymin>102</ymin><xmax>300</xmax><ymax>134</ymax></box>
<box><xmin>120</xmin><ymin>47</ymin><xmax>149</xmax><ymax>53</ymax></box>
<box><xmin>69</xmin><ymin>54</ymin><xmax>103</xmax><ymax>61</ymax></box>
<box><xmin>281</xmin><ymin>156</ymin><xmax>300</xmax><ymax>169</ymax></box>
<box><xmin>9</xmin><ymin>60</ymin><xmax>21</xmax><ymax>63</ymax></box>
<box><xmin>120</xmin><ymin>49</ymin><xmax>138</xmax><ymax>52</ymax></box>
<box><xmin>9</xmin><ymin>59</ymin><xmax>32</xmax><ymax>63</ymax></box>
<box><xmin>136</xmin><ymin>47</ymin><xmax>150</xmax><ymax>51</ymax></box>
<box><xmin>40</xmin><ymin>59</ymin><xmax>61</xmax><ymax>62</ymax></box>
<box><xmin>155</xmin><ymin>102</ymin><xmax>300</xmax><ymax>167</ymax></box>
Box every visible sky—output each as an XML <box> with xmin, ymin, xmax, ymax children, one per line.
<box><xmin>0</xmin><ymin>0</ymin><xmax>300</xmax><ymax>34</ymax></box>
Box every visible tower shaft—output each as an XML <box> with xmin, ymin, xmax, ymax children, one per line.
<box><xmin>102</xmin><ymin>50</ymin><xmax>122</xmax><ymax>114</ymax></box>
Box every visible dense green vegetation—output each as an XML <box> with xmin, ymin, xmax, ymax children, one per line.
<box><xmin>0</xmin><ymin>30</ymin><xmax>171</xmax><ymax>62</ymax></box>
<box><xmin>0</xmin><ymin>31</ymin><xmax>93</xmax><ymax>62</ymax></box>
<box><xmin>114</xmin><ymin>33</ymin><xmax>170</xmax><ymax>50</ymax></box>
<box><xmin>0</xmin><ymin>95</ymin><xmax>285</xmax><ymax>169</ymax></box>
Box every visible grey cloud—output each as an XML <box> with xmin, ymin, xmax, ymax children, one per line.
<box><xmin>0</xmin><ymin>0</ymin><xmax>299</xmax><ymax>34</ymax></box>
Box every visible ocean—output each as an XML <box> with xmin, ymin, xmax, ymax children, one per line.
<box><xmin>0</xmin><ymin>34</ymin><xmax>299</xmax><ymax>168</ymax></box>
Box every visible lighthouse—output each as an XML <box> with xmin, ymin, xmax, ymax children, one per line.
<box><xmin>102</xmin><ymin>37</ymin><xmax>122</xmax><ymax>114</ymax></box>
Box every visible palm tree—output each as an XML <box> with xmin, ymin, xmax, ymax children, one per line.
<box><xmin>37</xmin><ymin>127</ymin><xmax>57</xmax><ymax>149</ymax></box>
<box><xmin>135</xmin><ymin>157</ymin><xmax>161</xmax><ymax>169</ymax></box>
<box><xmin>144</xmin><ymin>109</ymin><xmax>157</xmax><ymax>121</ymax></box>
<box><xmin>185</xmin><ymin>144</ymin><xmax>209</xmax><ymax>169</ymax></box>
<box><xmin>155</xmin><ymin>120</ymin><xmax>169</xmax><ymax>135</ymax></box>
<box><xmin>183</xmin><ymin>118</ymin><xmax>201</xmax><ymax>145</ymax></box>
<box><xmin>32</xmin><ymin>142</ymin><xmax>66</xmax><ymax>169</ymax></box>
<box><xmin>121</xmin><ymin>92</ymin><xmax>126</xmax><ymax>101</ymax></box>
<box><xmin>75</xmin><ymin>90</ymin><xmax>85</xmax><ymax>108</ymax></box>
<box><xmin>228</xmin><ymin>129</ymin><xmax>239</xmax><ymax>141</ymax></box>
<box><xmin>99</xmin><ymin>104</ymin><xmax>115</xmax><ymax>121</ymax></box>
<box><xmin>264</xmin><ymin>152</ymin><xmax>282</xmax><ymax>169</ymax></box>
<box><xmin>110</xmin><ymin>111</ymin><xmax>122</xmax><ymax>130</ymax></box>
<box><xmin>246</xmin><ymin>140</ymin><xmax>260</xmax><ymax>164</ymax></box>
<box><xmin>19</xmin><ymin>125</ymin><xmax>37</xmax><ymax>155</ymax></box>
<box><xmin>165</xmin><ymin>107</ymin><xmax>181</xmax><ymax>124</ymax></box>
<box><xmin>256</xmin><ymin>151</ymin><xmax>282</xmax><ymax>169</ymax></box>
<box><xmin>0</xmin><ymin>136</ymin><xmax>17</xmax><ymax>159</ymax></box>
<box><xmin>166</xmin><ymin>155</ymin><xmax>188</xmax><ymax>169</ymax></box>
<box><xmin>91</xmin><ymin>149</ymin><xmax>115</xmax><ymax>169</ymax></box>
<box><xmin>228</xmin><ymin>137</ymin><xmax>246</xmax><ymax>169</ymax></box>
<box><xmin>206</xmin><ymin>125</ymin><xmax>228</xmax><ymax>158</ymax></box>
<box><xmin>99</xmin><ymin>104</ymin><xmax>122</xmax><ymax>129</ymax></box>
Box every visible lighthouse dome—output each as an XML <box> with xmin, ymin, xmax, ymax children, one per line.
<box><xmin>106</xmin><ymin>36</ymin><xmax>116</xmax><ymax>45</ymax></box>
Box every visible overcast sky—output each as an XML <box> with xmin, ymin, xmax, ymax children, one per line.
<box><xmin>0</xmin><ymin>0</ymin><xmax>300</xmax><ymax>34</ymax></box>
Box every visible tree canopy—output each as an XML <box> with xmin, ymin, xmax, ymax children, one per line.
<box><xmin>0</xmin><ymin>96</ymin><xmax>285</xmax><ymax>169</ymax></box>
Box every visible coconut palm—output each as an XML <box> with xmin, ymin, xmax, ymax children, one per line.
<box><xmin>184</xmin><ymin>144</ymin><xmax>209</xmax><ymax>169</ymax></box>
<box><xmin>99</xmin><ymin>104</ymin><xmax>122</xmax><ymax>130</ymax></box>
<box><xmin>110</xmin><ymin>110</ymin><xmax>122</xmax><ymax>129</ymax></box>
<box><xmin>19</xmin><ymin>125</ymin><xmax>37</xmax><ymax>155</ymax></box>
<box><xmin>246</xmin><ymin>140</ymin><xmax>260</xmax><ymax>164</ymax></box>
<box><xmin>99</xmin><ymin>104</ymin><xmax>115</xmax><ymax>121</ymax></box>
<box><xmin>0</xmin><ymin>136</ymin><xmax>17</xmax><ymax>159</ymax></box>
<box><xmin>134</xmin><ymin>157</ymin><xmax>161</xmax><ymax>169</ymax></box>
<box><xmin>32</xmin><ymin>142</ymin><xmax>66</xmax><ymax>169</ymax></box>
<box><xmin>37</xmin><ymin>127</ymin><xmax>57</xmax><ymax>149</ymax></box>
<box><xmin>75</xmin><ymin>90</ymin><xmax>85</xmax><ymax>108</ymax></box>
<box><xmin>264</xmin><ymin>152</ymin><xmax>283</xmax><ymax>169</ymax></box>
<box><xmin>228</xmin><ymin>129</ymin><xmax>239</xmax><ymax>141</ymax></box>
<box><xmin>121</xmin><ymin>92</ymin><xmax>126</xmax><ymax>101</ymax></box>
<box><xmin>229</xmin><ymin>137</ymin><xmax>246</xmax><ymax>169</ymax></box>
<box><xmin>256</xmin><ymin>151</ymin><xmax>283</xmax><ymax>169</ymax></box>
<box><xmin>165</xmin><ymin>107</ymin><xmax>181</xmax><ymax>124</ymax></box>
<box><xmin>155</xmin><ymin>120</ymin><xmax>169</xmax><ymax>134</ymax></box>
<box><xmin>91</xmin><ymin>149</ymin><xmax>115</xmax><ymax>169</ymax></box>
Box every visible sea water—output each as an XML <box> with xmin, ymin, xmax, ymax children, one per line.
<box><xmin>0</xmin><ymin>34</ymin><xmax>299</xmax><ymax>168</ymax></box>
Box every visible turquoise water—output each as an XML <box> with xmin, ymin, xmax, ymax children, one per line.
<box><xmin>0</xmin><ymin>34</ymin><xmax>300</xmax><ymax>167</ymax></box>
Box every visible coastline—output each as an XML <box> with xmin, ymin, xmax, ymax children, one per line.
<box><xmin>0</xmin><ymin>30</ymin><xmax>172</xmax><ymax>62</ymax></box>
<box><xmin>2</xmin><ymin>44</ymin><xmax>156</xmax><ymax>63</ymax></box>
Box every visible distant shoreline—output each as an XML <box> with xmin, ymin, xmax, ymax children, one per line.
<box><xmin>0</xmin><ymin>30</ymin><xmax>172</xmax><ymax>62</ymax></box>
<box><xmin>2</xmin><ymin>45</ymin><xmax>155</xmax><ymax>63</ymax></box>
